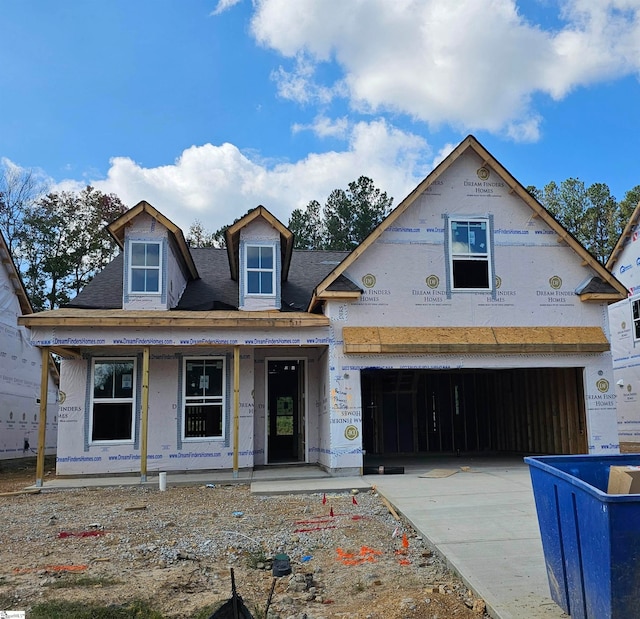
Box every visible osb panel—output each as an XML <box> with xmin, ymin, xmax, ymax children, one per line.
<box><xmin>492</xmin><ymin>327</ymin><xmax>608</xmax><ymax>345</ymax></box>
<box><xmin>20</xmin><ymin>309</ymin><xmax>330</xmax><ymax>328</ymax></box>
<box><xmin>343</xmin><ymin>326</ymin><xmax>609</xmax><ymax>354</ymax></box>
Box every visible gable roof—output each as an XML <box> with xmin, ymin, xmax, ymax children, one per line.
<box><xmin>605</xmin><ymin>199</ymin><xmax>640</xmax><ymax>274</ymax></box>
<box><xmin>224</xmin><ymin>205</ymin><xmax>294</xmax><ymax>282</ymax></box>
<box><xmin>107</xmin><ymin>200</ymin><xmax>199</xmax><ymax>280</ymax></box>
<box><xmin>0</xmin><ymin>228</ymin><xmax>32</xmax><ymax>315</ymax></box>
<box><xmin>309</xmin><ymin>135</ymin><xmax>627</xmax><ymax>310</ymax></box>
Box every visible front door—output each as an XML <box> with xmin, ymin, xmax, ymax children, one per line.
<box><xmin>267</xmin><ymin>359</ymin><xmax>305</xmax><ymax>463</ymax></box>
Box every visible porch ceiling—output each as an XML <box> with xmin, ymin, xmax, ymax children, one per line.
<box><xmin>18</xmin><ymin>308</ymin><xmax>330</xmax><ymax>329</ymax></box>
<box><xmin>343</xmin><ymin>326</ymin><xmax>610</xmax><ymax>354</ymax></box>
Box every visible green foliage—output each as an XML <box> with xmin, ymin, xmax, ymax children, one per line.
<box><xmin>28</xmin><ymin>599</ymin><xmax>164</xmax><ymax>619</ymax></box>
<box><xmin>531</xmin><ymin>178</ymin><xmax>633</xmax><ymax>264</ymax></box>
<box><xmin>187</xmin><ymin>209</ymin><xmax>255</xmax><ymax>249</ymax></box>
<box><xmin>0</xmin><ymin>163</ymin><xmax>44</xmax><ymax>258</ymax></box>
<box><xmin>19</xmin><ymin>186</ymin><xmax>127</xmax><ymax>310</ymax></box>
<box><xmin>288</xmin><ymin>176</ymin><xmax>393</xmax><ymax>250</ymax></box>
<box><xmin>187</xmin><ymin>218</ymin><xmax>222</xmax><ymax>247</ymax></box>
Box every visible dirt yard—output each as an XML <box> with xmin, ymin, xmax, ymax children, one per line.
<box><xmin>0</xmin><ymin>460</ymin><xmax>488</xmax><ymax>619</ymax></box>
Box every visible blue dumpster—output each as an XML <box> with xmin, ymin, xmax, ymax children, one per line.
<box><xmin>525</xmin><ymin>454</ymin><xmax>640</xmax><ymax>619</ymax></box>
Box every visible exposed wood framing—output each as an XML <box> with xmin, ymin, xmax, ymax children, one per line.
<box><xmin>233</xmin><ymin>346</ymin><xmax>240</xmax><ymax>478</ymax></box>
<box><xmin>18</xmin><ymin>309</ymin><xmax>329</xmax><ymax>329</ymax></box>
<box><xmin>140</xmin><ymin>346</ymin><xmax>150</xmax><ymax>482</ymax></box>
<box><xmin>35</xmin><ymin>346</ymin><xmax>49</xmax><ymax>488</ymax></box>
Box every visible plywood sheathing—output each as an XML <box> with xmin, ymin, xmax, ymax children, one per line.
<box><xmin>343</xmin><ymin>326</ymin><xmax>610</xmax><ymax>354</ymax></box>
<box><xmin>18</xmin><ymin>308</ymin><xmax>329</xmax><ymax>329</ymax></box>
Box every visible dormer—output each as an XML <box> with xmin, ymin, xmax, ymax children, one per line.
<box><xmin>107</xmin><ymin>201</ymin><xmax>198</xmax><ymax>310</ymax></box>
<box><xmin>225</xmin><ymin>206</ymin><xmax>293</xmax><ymax>311</ymax></box>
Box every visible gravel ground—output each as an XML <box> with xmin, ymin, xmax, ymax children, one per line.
<box><xmin>0</xmin><ymin>463</ymin><xmax>489</xmax><ymax>619</ymax></box>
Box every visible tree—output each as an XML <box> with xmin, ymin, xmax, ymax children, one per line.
<box><xmin>287</xmin><ymin>200</ymin><xmax>323</xmax><ymax>249</ymax></box>
<box><xmin>531</xmin><ymin>178</ymin><xmax>630</xmax><ymax>264</ymax></box>
<box><xmin>187</xmin><ymin>209</ymin><xmax>258</xmax><ymax>249</ymax></box>
<box><xmin>0</xmin><ymin>162</ymin><xmax>44</xmax><ymax>258</ymax></box>
<box><xmin>186</xmin><ymin>219</ymin><xmax>220</xmax><ymax>248</ymax></box>
<box><xmin>20</xmin><ymin>187</ymin><xmax>127</xmax><ymax>310</ymax></box>
<box><xmin>288</xmin><ymin>177</ymin><xmax>393</xmax><ymax>250</ymax></box>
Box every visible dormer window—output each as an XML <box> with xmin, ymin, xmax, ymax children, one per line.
<box><xmin>130</xmin><ymin>241</ymin><xmax>161</xmax><ymax>293</ymax></box>
<box><xmin>246</xmin><ymin>245</ymin><xmax>274</xmax><ymax>295</ymax></box>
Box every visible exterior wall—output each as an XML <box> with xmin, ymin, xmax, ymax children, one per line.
<box><xmin>0</xmin><ymin>264</ymin><xmax>57</xmax><ymax>460</ymax></box>
<box><xmin>609</xmin><ymin>226</ymin><xmax>640</xmax><ymax>294</ymax></box>
<box><xmin>317</xmin><ymin>151</ymin><xmax>620</xmax><ymax>466</ymax></box>
<box><xmin>342</xmin><ymin>152</ymin><xmax>607</xmax><ymax>330</ymax></box>
<box><xmin>166</xmin><ymin>240</ymin><xmax>189</xmax><ymax>309</ymax></box>
<box><xmin>606</xmin><ymin>224</ymin><xmax>640</xmax><ymax>446</ymax></box>
<box><xmin>609</xmin><ymin>296</ymin><xmax>640</xmax><ymax>444</ymax></box>
<box><xmin>239</xmin><ymin>219</ymin><xmax>280</xmax><ymax>311</ymax></box>
<box><xmin>50</xmin><ymin>324</ymin><xmax>330</xmax><ymax>475</ymax></box>
<box><xmin>327</xmin><ymin>308</ymin><xmax>618</xmax><ymax>459</ymax></box>
<box><xmin>122</xmin><ymin>213</ymin><xmax>171</xmax><ymax>311</ymax></box>
<box><xmin>57</xmin><ymin>348</ymin><xmax>255</xmax><ymax>475</ymax></box>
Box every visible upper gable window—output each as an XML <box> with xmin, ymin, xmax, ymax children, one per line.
<box><xmin>246</xmin><ymin>245</ymin><xmax>274</xmax><ymax>295</ymax></box>
<box><xmin>130</xmin><ymin>241</ymin><xmax>161</xmax><ymax>293</ymax></box>
<box><xmin>449</xmin><ymin>219</ymin><xmax>492</xmax><ymax>290</ymax></box>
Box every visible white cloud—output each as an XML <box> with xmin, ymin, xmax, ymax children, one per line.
<box><xmin>250</xmin><ymin>0</ymin><xmax>640</xmax><ymax>141</ymax></box>
<box><xmin>210</xmin><ymin>0</ymin><xmax>243</xmax><ymax>16</ymax></box>
<box><xmin>75</xmin><ymin>120</ymin><xmax>430</xmax><ymax>233</ymax></box>
<box><xmin>292</xmin><ymin>115</ymin><xmax>350</xmax><ymax>139</ymax></box>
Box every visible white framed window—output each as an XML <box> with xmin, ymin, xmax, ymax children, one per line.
<box><xmin>183</xmin><ymin>357</ymin><xmax>225</xmax><ymax>440</ymax></box>
<box><xmin>246</xmin><ymin>244</ymin><xmax>274</xmax><ymax>295</ymax></box>
<box><xmin>632</xmin><ymin>298</ymin><xmax>640</xmax><ymax>340</ymax></box>
<box><xmin>449</xmin><ymin>219</ymin><xmax>492</xmax><ymax>290</ymax></box>
<box><xmin>91</xmin><ymin>358</ymin><xmax>136</xmax><ymax>442</ymax></box>
<box><xmin>130</xmin><ymin>241</ymin><xmax>161</xmax><ymax>293</ymax></box>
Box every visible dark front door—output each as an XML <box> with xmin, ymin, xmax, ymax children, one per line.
<box><xmin>267</xmin><ymin>359</ymin><xmax>305</xmax><ymax>463</ymax></box>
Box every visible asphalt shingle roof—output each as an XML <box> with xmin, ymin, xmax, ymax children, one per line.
<box><xmin>67</xmin><ymin>248</ymin><xmax>352</xmax><ymax>311</ymax></box>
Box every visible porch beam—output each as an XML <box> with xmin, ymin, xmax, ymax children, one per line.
<box><xmin>18</xmin><ymin>309</ymin><xmax>330</xmax><ymax>329</ymax></box>
<box><xmin>140</xmin><ymin>346</ymin><xmax>150</xmax><ymax>483</ymax></box>
<box><xmin>233</xmin><ymin>345</ymin><xmax>240</xmax><ymax>478</ymax></box>
<box><xmin>35</xmin><ymin>346</ymin><xmax>49</xmax><ymax>488</ymax></box>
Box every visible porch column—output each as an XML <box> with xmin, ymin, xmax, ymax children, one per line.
<box><xmin>233</xmin><ymin>345</ymin><xmax>240</xmax><ymax>478</ymax></box>
<box><xmin>35</xmin><ymin>346</ymin><xmax>50</xmax><ymax>488</ymax></box>
<box><xmin>140</xmin><ymin>346</ymin><xmax>150</xmax><ymax>483</ymax></box>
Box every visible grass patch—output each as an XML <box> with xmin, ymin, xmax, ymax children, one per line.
<box><xmin>245</xmin><ymin>549</ymin><xmax>268</xmax><ymax>569</ymax></box>
<box><xmin>45</xmin><ymin>575</ymin><xmax>122</xmax><ymax>589</ymax></box>
<box><xmin>28</xmin><ymin>599</ymin><xmax>164</xmax><ymax>619</ymax></box>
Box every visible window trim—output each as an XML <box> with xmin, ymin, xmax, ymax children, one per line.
<box><xmin>128</xmin><ymin>240</ymin><xmax>162</xmax><ymax>295</ymax></box>
<box><xmin>182</xmin><ymin>356</ymin><xmax>226</xmax><ymax>441</ymax></box>
<box><xmin>89</xmin><ymin>357</ymin><xmax>136</xmax><ymax>444</ymax></box>
<box><xmin>245</xmin><ymin>243</ymin><xmax>275</xmax><ymax>296</ymax></box>
<box><xmin>448</xmin><ymin>217</ymin><xmax>493</xmax><ymax>291</ymax></box>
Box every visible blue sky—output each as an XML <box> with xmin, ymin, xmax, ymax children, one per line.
<box><xmin>2</xmin><ymin>0</ymin><xmax>640</xmax><ymax>233</ymax></box>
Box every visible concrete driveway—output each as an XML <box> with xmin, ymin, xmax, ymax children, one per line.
<box><xmin>363</xmin><ymin>457</ymin><xmax>567</xmax><ymax>619</ymax></box>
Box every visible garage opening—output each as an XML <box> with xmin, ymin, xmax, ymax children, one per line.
<box><xmin>361</xmin><ymin>368</ymin><xmax>587</xmax><ymax>456</ymax></box>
